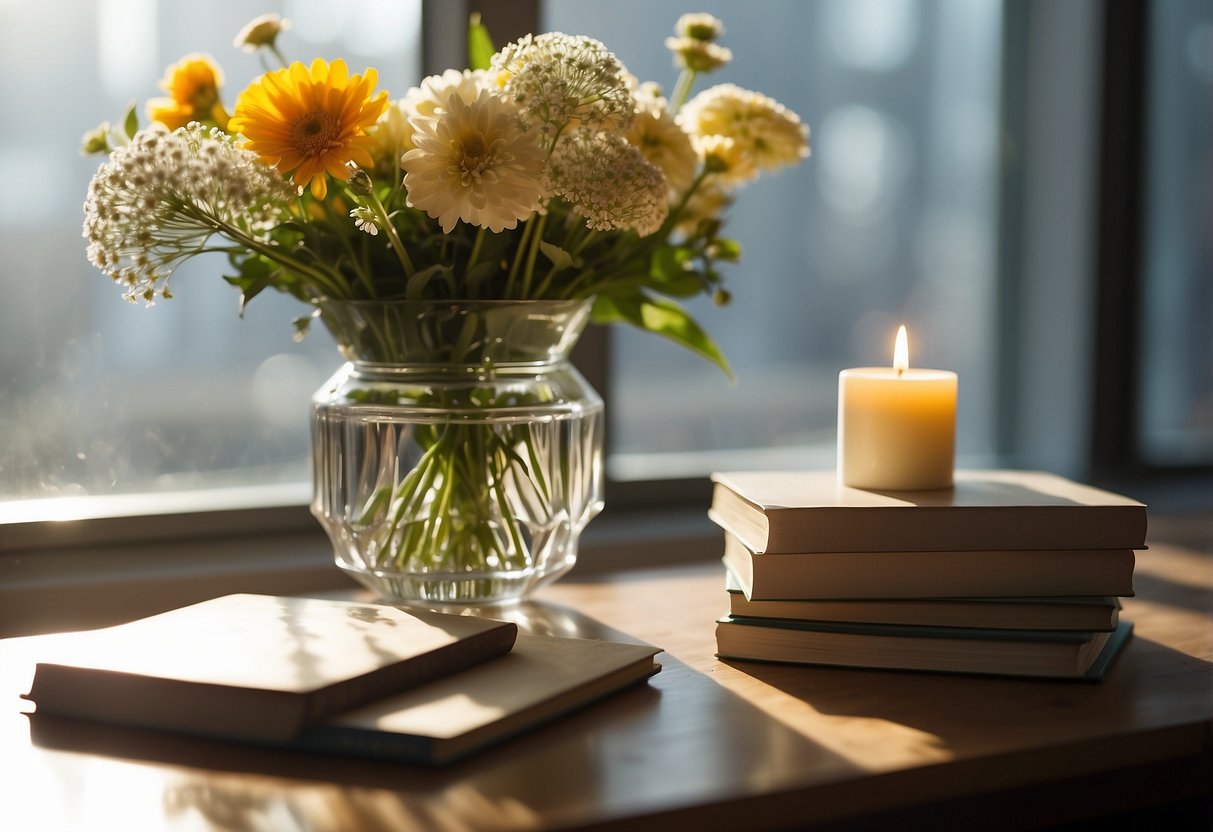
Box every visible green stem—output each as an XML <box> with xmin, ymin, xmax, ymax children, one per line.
<box><xmin>669</xmin><ymin>69</ymin><xmax>697</xmax><ymax>114</ymax></box>
<box><xmin>366</xmin><ymin>188</ymin><xmax>415</xmax><ymax>279</ymax></box>
<box><xmin>184</xmin><ymin>204</ymin><xmax>348</xmax><ymax>298</ymax></box>
<box><xmin>466</xmin><ymin>226</ymin><xmax>488</xmax><ymax>298</ymax></box>
<box><xmin>506</xmin><ymin>216</ymin><xmax>536</xmax><ymax>298</ymax></box>
<box><xmin>520</xmin><ymin>212</ymin><xmax>548</xmax><ymax>298</ymax></box>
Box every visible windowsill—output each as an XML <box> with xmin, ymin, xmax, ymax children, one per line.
<box><xmin>3</xmin><ymin>473</ymin><xmax>1206</xmax><ymax>640</ymax></box>
<box><xmin>0</xmin><ymin>504</ymin><xmax>721</xmax><ymax>639</ymax></box>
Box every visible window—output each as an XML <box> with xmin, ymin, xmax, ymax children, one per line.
<box><xmin>1137</xmin><ymin>0</ymin><xmax>1212</xmax><ymax>468</ymax></box>
<box><xmin>0</xmin><ymin>0</ymin><xmax>421</xmax><ymax>517</ymax></box>
<box><xmin>545</xmin><ymin>0</ymin><xmax>1004</xmax><ymax>486</ymax></box>
<box><xmin>1</xmin><ymin>0</ymin><xmax>1207</xmax><ymax>552</ymax></box>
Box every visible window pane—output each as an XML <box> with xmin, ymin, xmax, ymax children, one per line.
<box><xmin>0</xmin><ymin>0</ymin><xmax>421</xmax><ymax>502</ymax></box>
<box><xmin>1138</xmin><ymin>0</ymin><xmax>1213</xmax><ymax>466</ymax></box>
<box><xmin>544</xmin><ymin>0</ymin><xmax>1002</xmax><ymax>480</ymax></box>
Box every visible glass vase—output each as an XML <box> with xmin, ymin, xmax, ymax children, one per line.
<box><xmin>310</xmin><ymin>299</ymin><xmax>604</xmax><ymax>608</ymax></box>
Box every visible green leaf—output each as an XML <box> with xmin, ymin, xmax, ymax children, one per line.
<box><xmin>291</xmin><ymin>311</ymin><xmax>317</xmax><ymax>342</ymax></box>
<box><xmin>467</xmin><ymin>13</ymin><xmax>495</xmax><ymax>71</ymax></box>
<box><xmin>464</xmin><ymin>260</ymin><xmax>498</xmax><ymax>295</ymax></box>
<box><xmin>649</xmin><ymin>246</ymin><xmax>692</xmax><ymax>281</ymax></box>
<box><xmin>223</xmin><ymin>255</ymin><xmax>277</xmax><ymax>316</ymax></box>
<box><xmin>122</xmin><ymin>102</ymin><xmax>139</xmax><ymax>140</ymax></box>
<box><xmin>538</xmin><ymin>241</ymin><xmax>576</xmax><ymax>273</ymax></box>
<box><xmin>406</xmin><ymin>264</ymin><xmax>452</xmax><ymax>299</ymax></box>
<box><xmin>593</xmin><ymin>294</ymin><xmax>733</xmax><ymax>379</ymax></box>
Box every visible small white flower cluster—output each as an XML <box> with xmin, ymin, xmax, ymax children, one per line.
<box><xmin>350</xmin><ymin>206</ymin><xmax>380</xmax><ymax>235</ymax></box>
<box><xmin>550</xmin><ymin>133</ymin><xmax>668</xmax><ymax>237</ymax></box>
<box><xmin>83</xmin><ymin>123</ymin><xmax>294</xmax><ymax>303</ymax></box>
<box><xmin>492</xmin><ymin>33</ymin><xmax>636</xmax><ymax>140</ymax></box>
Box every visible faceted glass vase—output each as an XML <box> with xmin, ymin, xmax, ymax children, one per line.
<box><xmin>310</xmin><ymin>299</ymin><xmax>604</xmax><ymax>608</ymax></box>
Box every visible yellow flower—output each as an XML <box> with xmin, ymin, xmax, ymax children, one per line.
<box><xmin>146</xmin><ymin>54</ymin><xmax>229</xmax><ymax>131</ymax></box>
<box><xmin>228</xmin><ymin>58</ymin><xmax>389</xmax><ymax>200</ymax></box>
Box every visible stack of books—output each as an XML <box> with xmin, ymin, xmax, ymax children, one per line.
<box><xmin>708</xmin><ymin>470</ymin><xmax>1147</xmax><ymax>679</ymax></box>
<box><xmin>24</xmin><ymin>594</ymin><xmax>661</xmax><ymax>765</ymax></box>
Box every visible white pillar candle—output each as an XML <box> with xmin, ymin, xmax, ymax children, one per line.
<box><xmin>838</xmin><ymin>325</ymin><xmax>958</xmax><ymax>491</ymax></box>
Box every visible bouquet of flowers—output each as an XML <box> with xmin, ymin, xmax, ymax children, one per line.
<box><xmin>82</xmin><ymin>11</ymin><xmax>808</xmax><ymax>371</ymax></box>
<box><xmin>81</xmin><ymin>12</ymin><xmax>809</xmax><ymax>603</ymax></box>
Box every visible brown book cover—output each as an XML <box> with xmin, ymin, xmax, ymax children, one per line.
<box><xmin>25</xmin><ymin>594</ymin><xmax>517</xmax><ymax>742</ymax></box>
<box><xmin>710</xmin><ymin>469</ymin><xmax>1147</xmax><ymax>554</ymax></box>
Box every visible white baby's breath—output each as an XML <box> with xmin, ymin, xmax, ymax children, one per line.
<box><xmin>549</xmin><ymin>132</ymin><xmax>668</xmax><ymax>236</ymax></box>
<box><xmin>82</xmin><ymin>123</ymin><xmax>294</xmax><ymax>303</ymax></box>
<box><xmin>492</xmin><ymin>32</ymin><xmax>636</xmax><ymax>140</ymax></box>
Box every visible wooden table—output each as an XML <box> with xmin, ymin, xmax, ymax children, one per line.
<box><xmin>2</xmin><ymin>541</ymin><xmax>1211</xmax><ymax>831</ymax></box>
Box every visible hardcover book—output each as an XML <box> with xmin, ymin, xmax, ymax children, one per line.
<box><xmin>25</xmin><ymin>594</ymin><xmax>518</xmax><ymax>742</ymax></box>
<box><xmin>710</xmin><ymin>469</ymin><xmax>1148</xmax><ymax>554</ymax></box>
<box><xmin>715</xmin><ymin>616</ymin><xmax>1133</xmax><ymax>680</ymax></box>
<box><xmin>29</xmin><ymin>634</ymin><xmax>663</xmax><ymax>767</ymax></box>
<box><xmin>722</xmin><ymin>532</ymin><xmax>1136</xmax><ymax>600</ymax></box>
<box><xmin>725</xmin><ymin>574</ymin><xmax>1121</xmax><ymax>631</ymax></box>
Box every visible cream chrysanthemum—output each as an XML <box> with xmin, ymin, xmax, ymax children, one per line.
<box><xmin>370</xmin><ymin>70</ymin><xmax>492</xmax><ymax>175</ymax></box>
<box><xmin>626</xmin><ymin>99</ymin><xmax>697</xmax><ymax>193</ymax></box>
<box><xmin>693</xmin><ymin>134</ymin><xmax>758</xmax><ymax>185</ymax></box>
<box><xmin>549</xmin><ymin>133</ymin><xmax>668</xmax><ymax>236</ymax></box>
<box><xmin>402</xmin><ymin>89</ymin><xmax>546</xmax><ymax>233</ymax></box>
<box><xmin>492</xmin><ymin>33</ymin><xmax>635</xmax><ymax>139</ymax></box>
<box><xmin>679</xmin><ymin>83</ymin><xmax>809</xmax><ymax>173</ymax></box>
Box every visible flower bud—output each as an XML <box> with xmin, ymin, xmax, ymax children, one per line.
<box><xmin>675</xmin><ymin>13</ymin><xmax>726</xmax><ymax>42</ymax></box>
<box><xmin>346</xmin><ymin>166</ymin><xmax>374</xmax><ymax>196</ymax></box>
<box><xmin>234</xmin><ymin>13</ymin><xmax>290</xmax><ymax>52</ymax></box>
<box><xmin>81</xmin><ymin>123</ymin><xmax>113</xmax><ymax>155</ymax></box>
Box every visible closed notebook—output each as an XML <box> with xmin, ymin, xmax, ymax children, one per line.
<box><xmin>715</xmin><ymin>616</ymin><xmax>1133</xmax><ymax>680</ymax></box>
<box><xmin>30</xmin><ymin>634</ymin><xmax>663</xmax><ymax>767</ymax></box>
<box><xmin>25</xmin><ymin>594</ymin><xmax>518</xmax><ymax>742</ymax></box>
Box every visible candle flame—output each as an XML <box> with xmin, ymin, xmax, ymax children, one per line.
<box><xmin>894</xmin><ymin>325</ymin><xmax>909</xmax><ymax>375</ymax></box>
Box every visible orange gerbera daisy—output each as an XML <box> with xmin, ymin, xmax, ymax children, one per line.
<box><xmin>147</xmin><ymin>53</ymin><xmax>230</xmax><ymax>131</ymax></box>
<box><xmin>228</xmin><ymin>58</ymin><xmax>389</xmax><ymax>200</ymax></box>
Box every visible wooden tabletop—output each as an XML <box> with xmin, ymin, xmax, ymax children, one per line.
<box><xmin>2</xmin><ymin>540</ymin><xmax>1211</xmax><ymax>831</ymax></box>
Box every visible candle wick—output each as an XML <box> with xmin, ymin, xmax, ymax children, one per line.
<box><xmin>897</xmin><ymin>367</ymin><xmax>904</xmax><ymax>378</ymax></box>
